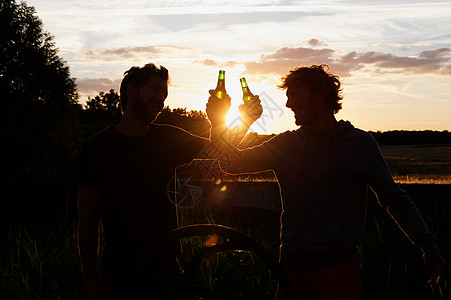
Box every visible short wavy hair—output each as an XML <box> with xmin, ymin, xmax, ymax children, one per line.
<box><xmin>119</xmin><ymin>63</ymin><xmax>169</xmax><ymax>113</ymax></box>
<box><xmin>278</xmin><ymin>64</ymin><xmax>343</xmax><ymax>114</ymax></box>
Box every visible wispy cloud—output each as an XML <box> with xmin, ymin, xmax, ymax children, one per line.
<box><xmin>390</xmin><ymin>42</ymin><xmax>432</xmax><ymax>51</ymax></box>
<box><xmin>75</xmin><ymin>45</ymin><xmax>193</xmax><ymax>62</ymax></box>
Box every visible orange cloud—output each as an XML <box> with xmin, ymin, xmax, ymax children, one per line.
<box><xmin>192</xmin><ymin>59</ymin><xmax>239</xmax><ymax>68</ymax></box>
<box><xmin>308</xmin><ymin>38</ymin><xmax>328</xmax><ymax>47</ymax></box>
<box><xmin>244</xmin><ymin>46</ymin><xmax>451</xmax><ymax>77</ymax></box>
<box><xmin>75</xmin><ymin>78</ymin><xmax>122</xmax><ymax>95</ymax></box>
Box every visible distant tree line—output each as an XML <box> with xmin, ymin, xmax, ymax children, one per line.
<box><xmin>368</xmin><ymin>130</ymin><xmax>451</xmax><ymax>145</ymax></box>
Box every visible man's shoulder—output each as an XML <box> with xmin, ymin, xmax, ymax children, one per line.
<box><xmin>349</xmin><ymin>127</ymin><xmax>376</xmax><ymax>142</ymax></box>
<box><xmin>336</xmin><ymin>121</ymin><xmax>372</xmax><ymax>139</ymax></box>
<box><xmin>150</xmin><ymin>123</ymin><xmax>207</xmax><ymax>140</ymax></box>
<box><xmin>252</xmin><ymin>129</ymin><xmax>299</xmax><ymax>148</ymax></box>
<box><xmin>338</xmin><ymin>124</ymin><xmax>379</xmax><ymax>149</ymax></box>
<box><xmin>81</xmin><ymin>125</ymin><xmax>117</xmax><ymax>150</ymax></box>
<box><xmin>343</xmin><ymin>127</ymin><xmax>370</xmax><ymax>138</ymax></box>
<box><xmin>88</xmin><ymin>124</ymin><xmax>116</xmax><ymax>139</ymax></box>
<box><xmin>150</xmin><ymin>123</ymin><xmax>184</xmax><ymax>133</ymax></box>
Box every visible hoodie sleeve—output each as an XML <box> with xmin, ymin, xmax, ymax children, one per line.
<box><xmin>218</xmin><ymin>132</ymin><xmax>288</xmax><ymax>175</ymax></box>
<box><xmin>361</xmin><ymin>134</ymin><xmax>440</xmax><ymax>253</ymax></box>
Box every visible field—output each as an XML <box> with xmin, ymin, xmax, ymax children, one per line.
<box><xmin>217</xmin><ymin>144</ymin><xmax>451</xmax><ymax>184</ymax></box>
<box><xmin>380</xmin><ymin>144</ymin><xmax>451</xmax><ymax>184</ymax></box>
<box><xmin>1</xmin><ymin>144</ymin><xmax>450</xmax><ymax>299</ymax></box>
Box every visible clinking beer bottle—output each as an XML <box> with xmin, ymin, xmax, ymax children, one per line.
<box><xmin>240</xmin><ymin>77</ymin><xmax>254</xmax><ymax>103</ymax></box>
<box><xmin>214</xmin><ymin>70</ymin><xmax>226</xmax><ymax>99</ymax></box>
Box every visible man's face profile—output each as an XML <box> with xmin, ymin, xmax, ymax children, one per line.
<box><xmin>286</xmin><ymin>83</ymin><xmax>321</xmax><ymax>126</ymax></box>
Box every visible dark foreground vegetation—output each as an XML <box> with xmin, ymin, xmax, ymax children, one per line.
<box><xmin>1</xmin><ymin>206</ymin><xmax>450</xmax><ymax>299</ymax></box>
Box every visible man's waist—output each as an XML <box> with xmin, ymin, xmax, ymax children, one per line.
<box><xmin>280</xmin><ymin>247</ymin><xmax>358</xmax><ymax>269</ymax></box>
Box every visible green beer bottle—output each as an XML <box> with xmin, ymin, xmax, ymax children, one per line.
<box><xmin>214</xmin><ymin>70</ymin><xmax>226</xmax><ymax>99</ymax></box>
<box><xmin>240</xmin><ymin>77</ymin><xmax>254</xmax><ymax>103</ymax></box>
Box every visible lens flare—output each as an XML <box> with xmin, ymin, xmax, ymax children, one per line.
<box><xmin>204</xmin><ymin>233</ymin><xmax>218</xmax><ymax>247</ymax></box>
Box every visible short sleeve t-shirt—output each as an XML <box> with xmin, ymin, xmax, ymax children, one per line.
<box><xmin>76</xmin><ymin>123</ymin><xmax>209</xmax><ymax>272</ymax></box>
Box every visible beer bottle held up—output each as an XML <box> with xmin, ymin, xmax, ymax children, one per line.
<box><xmin>214</xmin><ymin>70</ymin><xmax>226</xmax><ymax>99</ymax></box>
<box><xmin>240</xmin><ymin>77</ymin><xmax>254</xmax><ymax>103</ymax></box>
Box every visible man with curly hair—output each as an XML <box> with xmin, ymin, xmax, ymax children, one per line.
<box><xmin>207</xmin><ymin>64</ymin><xmax>449</xmax><ymax>300</ymax></box>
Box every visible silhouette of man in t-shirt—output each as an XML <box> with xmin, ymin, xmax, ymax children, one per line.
<box><xmin>76</xmin><ymin>63</ymin><xmax>261</xmax><ymax>299</ymax></box>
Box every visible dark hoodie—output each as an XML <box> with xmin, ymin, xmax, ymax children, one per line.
<box><xmin>223</xmin><ymin>120</ymin><xmax>439</xmax><ymax>268</ymax></box>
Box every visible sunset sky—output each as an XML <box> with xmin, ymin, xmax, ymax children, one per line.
<box><xmin>26</xmin><ymin>0</ymin><xmax>451</xmax><ymax>134</ymax></box>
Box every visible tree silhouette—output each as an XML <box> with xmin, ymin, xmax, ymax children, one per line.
<box><xmin>155</xmin><ymin>106</ymin><xmax>211</xmax><ymax>138</ymax></box>
<box><xmin>80</xmin><ymin>89</ymin><xmax>122</xmax><ymax>139</ymax></box>
<box><xmin>85</xmin><ymin>89</ymin><xmax>121</xmax><ymax>116</ymax></box>
<box><xmin>78</xmin><ymin>89</ymin><xmax>211</xmax><ymax>139</ymax></box>
<box><xmin>0</xmin><ymin>0</ymin><xmax>80</xmax><ymax>183</ymax></box>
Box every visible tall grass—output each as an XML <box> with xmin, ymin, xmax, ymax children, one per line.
<box><xmin>0</xmin><ymin>217</ymin><xmax>82</xmax><ymax>299</ymax></box>
<box><xmin>1</xmin><ymin>207</ymin><xmax>449</xmax><ymax>299</ymax></box>
<box><xmin>359</xmin><ymin>216</ymin><xmax>450</xmax><ymax>300</ymax></box>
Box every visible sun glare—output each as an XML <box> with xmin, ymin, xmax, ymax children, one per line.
<box><xmin>226</xmin><ymin>108</ymin><xmax>244</xmax><ymax>128</ymax></box>
<box><xmin>224</xmin><ymin>71</ymin><xmax>247</xmax><ymax>128</ymax></box>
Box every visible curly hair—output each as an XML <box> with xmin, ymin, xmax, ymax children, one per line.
<box><xmin>119</xmin><ymin>63</ymin><xmax>169</xmax><ymax>113</ymax></box>
<box><xmin>278</xmin><ymin>64</ymin><xmax>343</xmax><ymax>114</ymax></box>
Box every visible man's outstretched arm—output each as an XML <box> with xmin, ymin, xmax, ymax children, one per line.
<box><xmin>363</xmin><ymin>135</ymin><xmax>450</xmax><ymax>288</ymax></box>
